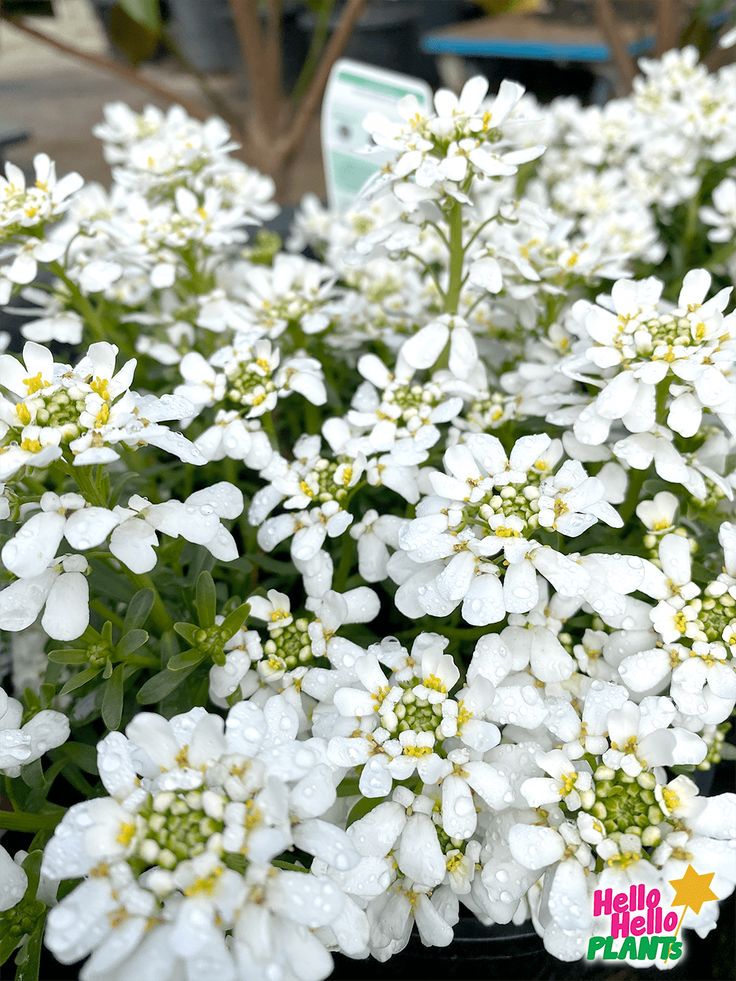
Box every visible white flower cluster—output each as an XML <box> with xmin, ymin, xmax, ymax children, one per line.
<box><xmin>0</xmin><ymin>49</ymin><xmax>734</xmax><ymax>981</ymax></box>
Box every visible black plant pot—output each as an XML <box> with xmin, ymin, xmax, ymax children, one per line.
<box><xmin>331</xmin><ymin>917</ymin><xmax>547</xmax><ymax>980</ymax></box>
<box><xmin>299</xmin><ymin>1</ymin><xmax>424</xmax><ymax>78</ymax></box>
<box><xmin>167</xmin><ymin>0</ymin><xmax>243</xmax><ymax>73</ymax></box>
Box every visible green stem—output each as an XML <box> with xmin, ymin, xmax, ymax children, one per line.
<box><xmin>0</xmin><ymin>809</ymin><xmax>63</xmax><ymax>832</ymax></box>
<box><xmin>620</xmin><ymin>467</ymin><xmax>647</xmax><ymax>524</ymax></box>
<box><xmin>444</xmin><ymin>199</ymin><xmax>465</xmax><ymax>314</ymax></box>
<box><xmin>261</xmin><ymin>411</ymin><xmax>279</xmax><ymax>453</ymax></box>
<box><xmin>679</xmin><ymin>192</ymin><xmax>701</xmax><ymax>276</ymax></box>
<box><xmin>334</xmin><ymin>538</ymin><xmax>354</xmax><ymax>592</ymax></box>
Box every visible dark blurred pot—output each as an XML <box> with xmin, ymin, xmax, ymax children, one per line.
<box><xmin>330</xmin><ymin>917</ymin><xmax>546</xmax><ymax>980</ymax></box>
<box><xmin>167</xmin><ymin>0</ymin><xmax>242</xmax><ymax>73</ymax></box>
<box><xmin>299</xmin><ymin>1</ymin><xmax>423</xmax><ymax>77</ymax></box>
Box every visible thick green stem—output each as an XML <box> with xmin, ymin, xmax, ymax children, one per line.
<box><xmin>444</xmin><ymin>199</ymin><xmax>465</xmax><ymax>315</ymax></box>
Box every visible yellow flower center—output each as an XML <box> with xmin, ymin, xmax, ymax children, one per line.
<box><xmin>184</xmin><ymin>867</ymin><xmax>223</xmax><ymax>897</ymax></box>
<box><xmin>423</xmin><ymin>674</ymin><xmax>446</xmax><ymax>694</ymax></box>
<box><xmin>23</xmin><ymin>372</ymin><xmax>48</xmax><ymax>394</ymax></box>
<box><xmin>117</xmin><ymin>822</ymin><xmax>136</xmax><ymax>846</ymax></box>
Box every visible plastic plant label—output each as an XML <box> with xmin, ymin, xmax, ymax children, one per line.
<box><xmin>321</xmin><ymin>57</ymin><xmax>432</xmax><ymax>212</ymax></box>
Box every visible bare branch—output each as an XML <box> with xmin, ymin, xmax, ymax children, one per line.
<box><xmin>264</xmin><ymin>0</ymin><xmax>284</xmax><ymax>124</ymax></box>
<box><xmin>228</xmin><ymin>0</ymin><xmax>272</xmax><ymax>134</ymax></box>
<box><xmin>0</xmin><ymin>14</ymin><xmax>213</xmax><ymax>124</ymax></box>
<box><xmin>593</xmin><ymin>0</ymin><xmax>636</xmax><ymax>92</ymax></box>
<box><xmin>655</xmin><ymin>0</ymin><xmax>680</xmax><ymax>56</ymax></box>
<box><xmin>279</xmin><ymin>0</ymin><xmax>368</xmax><ymax>161</ymax></box>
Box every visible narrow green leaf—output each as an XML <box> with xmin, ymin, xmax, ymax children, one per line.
<box><xmin>167</xmin><ymin>648</ymin><xmax>205</xmax><ymax>672</ymax></box>
<box><xmin>195</xmin><ymin>571</ymin><xmax>217</xmax><ymax>627</ymax></box>
<box><xmin>116</xmin><ymin>628</ymin><xmax>149</xmax><ymax>658</ymax></box>
<box><xmin>21</xmin><ymin>850</ymin><xmax>43</xmax><ymax>897</ymax></box>
<box><xmin>220</xmin><ymin>602</ymin><xmax>250</xmax><ymax>639</ymax></box>
<box><xmin>336</xmin><ymin>777</ymin><xmax>361</xmax><ymax>797</ymax></box>
<box><xmin>0</xmin><ymin>932</ymin><xmax>19</xmax><ymax>967</ymax></box>
<box><xmin>101</xmin><ymin>665</ymin><xmax>125</xmax><ymax>730</ymax></box>
<box><xmin>14</xmin><ymin>914</ymin><xmax>45</xmax><ymax>981</ymax></box>
<box><xmin>173</xmin><ymin>621</ymin><xmax>201</xmax><ymax>644</ymax></box>
<box><xmin>124</xmin><ymin>589</ymin><xmax>154</xmax><ymax>632</ymax></box>
<box><xmin>0</xmin><ymin>810</ymin><xmax>63</xmax><ymax>832</ymax></box>
<box><xmin>47</xmin><ymin>648</ymin><xmax>88</xmax><ymax>665</ymax></box>
<box><xmin>60</xmin><ymin>665</ymin><xmax>102</xmax><ymax>696</ymax></box>
<box><xmin>137</xmin><ymin>666</ymin><xmax>193</xmax><ymax>704</ymax></box>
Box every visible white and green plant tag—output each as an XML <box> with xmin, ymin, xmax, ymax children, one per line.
<box><xmin>321</xmin><ymin>58</ymin><xmax>432</xmax><ymax>212</ymax></box>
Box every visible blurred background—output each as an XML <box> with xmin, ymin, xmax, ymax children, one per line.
<box><xmin>1</xmin><ymin>0</ymin><xmax>735</xmax><ymax>203</ymax></box>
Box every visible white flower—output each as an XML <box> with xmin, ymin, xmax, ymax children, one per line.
<box><xmin>0</xmin><ymin>553</ymin><xmax>90</xmax><ymax>640</ymax></box>
<box><xmin>42</xmin><ymin>700</ymin><xmax>357</xmax><ymax>980</ymax></box>
<box><xmin>537</xmin><ymin>459</ymin><xmax>622</xmax><ymax>534</ymax></box>
<box><xmin>0</xmin><ymin>341</ymin><xmax>204</xmax><ymax>477</ymax></box>
<box><xmin>350</xmin><ymin>509</ymin><xmax>403</xmax><ymax>582</ymax></box>
<box><xmin>0</xmin><ymin>686</ymin><xmax>69</xmax><ymax>776</ymax></box>
<box><xmin>0</xmin><ymin>153</ymin><xmax>82</xmax><ymax>231</ymax></box>
<box><xmin>1</xmin><ymin>491</ymin><xmax>118</xmax><ymax>578</ymax></box>
<box><xmin>393</xmin><ymin>435</ymin><xmax>623</xmax><ymax>624</ymax></box>
<box><xmin>603</xmin><ymin>697</ymin><xmax>706</xmax><ymax>776</ymax></box>
<box><xmin>636</xmin><ymin>490</ymin><xmax>679</xmax><ymax>535</ymax></box>
<box><xmin>700</xmin><ymin>177</ymin><xmax>736</xmax><ymax>241</ymax></box>
<box><xmin>0</xmin><ymin>846</ymin><xmax>28</xmax><ymax>914</ymax></box>
<box><xmin>521</xmin><ymin>750</ymin><xmax>593</xmax><ymax>812</ymax></box>
<box><xmin>111</xmin><ymin>482</ymin><xmax>243</xmax><ymax>572</ymax></box>
<box><xmin>399</xmin><ymin>314</ymin><xmax>478</xmax><ymax>381</ymax></box>
<box><xmin>363</xmin><ymin>76</ymin><xmax>543</xmax><ymax>202</ymax></box>
<box><xmin>236</xmin><ymin>255</ymin><xmax>336</xmax><ymax>337</ymax></box>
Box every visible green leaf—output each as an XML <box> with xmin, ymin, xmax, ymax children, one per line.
<box><xmin>59</xmin><ymin>742</ymin><xmax>98</xmax><ymax>775</ymax></box>
<box><xmin>336</xmin><ymin>777</ymin><xmax>361</xmax><ymax>797</ymax></box>
<box><xmin>137</xmin><ymin>666</ymin><xmax>193</xmax><ymax>704</ymax></box>
<box><xmin>220</xmin><ymin>602</ymin><xmax>251</xmax><ymax>640</ymax></box>
<box><xmin>117</xmin><ymin>0</ymin><xmax>162</xmax><ymax>32</ymax></box>
<box><xmin>20</xmin><ymin>759</ymin><xmax>44</xmax><ymax>790</ymax></box>
<box><xmin>47</xmin><ymin>648</ymin><xmax>88</xmax><ymax>665</ymax></box>
<box><xmin>167</xmin><ymin>648</ymin><xmax>205</xmax><ymax>672</ymax></box>
<box><xmin>195</xmin><ymin>571</ymin><xmax>217</xmax><ymax>627</ymax></box>
<box><xmin>60</xmin><ymin>665</ymin><xmax>102</xmax><ymax>696</ymax></box>
<box><xmin>0</xmin><ymin>931</ymin><xmax>19</xmax><ymax>968</ymax></box>
<box><xmin>14</xmin><ymin>914</ymin><xmax>45</xmax><ymax>981</ymax></box>
<box><xmin>347</xmin><ymin>795</ymin><xmax>383</xmax><ymax>826</ymax></box>
<box><xmin>124</xmin><ymin>589</ymin><xmax>154</xmax><ymax>632</ymax></box>
<box><xmin>20</xmin><ymin>850</ymin><xmax>43</xmax><ymax>897</ymax></box>
<box><xmin>101</xmin><ymin>665</ymin><xmax>125</xmax><ymax>730</ymax></box>
<box><xmin>0</xmin><ymin>810</ymin><xmax>63</xmax><ymax>832</ymax></box>
<box><xmin>116</xmin><ymin>628</ymin><xmax>149</xmax><ymax>659</ymax></box>
<box><xmin>173</xmin><ymin>621</ymin><xmax>201</xmax><ymax>644</ymax></box>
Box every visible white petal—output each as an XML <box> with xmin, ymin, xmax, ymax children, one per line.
<box><xmin>0</xmin><ymin>846</ymin><xmax>27</xmax><ymax>912</ymax></box>
<box><xmin>2</xmin><ymin>511</ymin><xmax>65</xmax><ymax>578</ymax></box>
<box><xmin>508</xmin><ymin>824</ymin><xmax>564</xmax><ymax>870</ymax></box>
<box><xmin>398</xmin><ymin>813</ymin><xmax>446</xmax><ymax>887</ymax></box>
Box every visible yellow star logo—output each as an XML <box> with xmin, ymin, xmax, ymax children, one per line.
<box><xmin>668</xmin><ymin>864</ymin><xmax>718</xmax><ymax>915</ymax></box>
